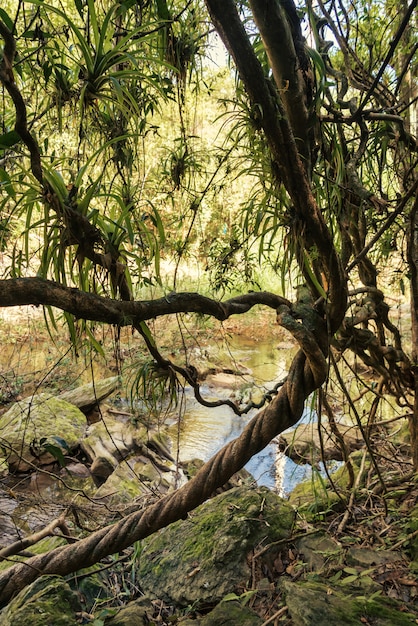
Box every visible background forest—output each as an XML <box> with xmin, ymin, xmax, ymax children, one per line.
<box><xmin>0</xmin><ymin>0</ymin><xmax>418</xmax><ymax>623</ymax></box>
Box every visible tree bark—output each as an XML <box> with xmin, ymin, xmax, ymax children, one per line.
<box><xmin>0</xmin><ymin>278</ymin><xmax>291</xmax><ymax>323</ymax></box>
<box><xmin>407</xmin><ymin>196</ymin><xmax>418</xmax><ymax>469</ymax></box>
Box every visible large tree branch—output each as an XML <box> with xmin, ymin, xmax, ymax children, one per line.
<box><xmin>249</xmin><ymin>0</ymin><xmax>314</xmax><ymax>172</ymax></box>
<box><xmin>0</xmin><ymin>20</ymin><xmax>43</xmax><ymax>183</ymax></box>
<box><xmin>0</xmin><ymin>277</ymin><xmax>291</xmax><ymax>324</ymax></box>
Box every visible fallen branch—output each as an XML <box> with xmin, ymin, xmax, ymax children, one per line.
<box><xmin>0</xmin><ymin>512</ymin><xmax>72</xmax><ymax>560</ymax></box>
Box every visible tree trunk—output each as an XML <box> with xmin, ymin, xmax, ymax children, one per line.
<box><xmin>408</xmin><ymin>196</ymin><xmax>418</xmax><ymax>469</ymax></box>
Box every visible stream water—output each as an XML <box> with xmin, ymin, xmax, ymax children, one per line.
<box><xmin>0</xmin><ymin>320</ymin><xmax>319</xmax><ymax>496</ymax></box>
<box><xmin>167</xmin><ymin>337</ymin><xmax>317</xmax><ymax>495</ymax></box>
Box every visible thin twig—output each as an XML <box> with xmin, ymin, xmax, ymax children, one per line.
<box><xmin>337</xmin><ymin>448</ymin><xmax>368</xmax><ymax>534</ymax></box>
<box><xmin>391</xmin><ymin>528</ymin><xmax>418</xmax><ymax>552</ymax></box>
<box><xmin>261</xmin><ymin>605</ymin><xmax>289</xmax><ymax>625</ymax></box>
<box><xmin>0</xmin><ymin>512</ymin><xmax>72</xmax><ymax>560</ymax></box>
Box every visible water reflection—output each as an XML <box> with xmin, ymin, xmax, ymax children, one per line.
<box><xmin>167</xmin><ymin>337</ymin><xmax>321</xmax><ymax>495</ymax></box>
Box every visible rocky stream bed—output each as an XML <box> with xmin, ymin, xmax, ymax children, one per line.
<box><xmin>0</xmin><ymin>373</ymin><xmax>417</xmax><ymax>625</ymax></box>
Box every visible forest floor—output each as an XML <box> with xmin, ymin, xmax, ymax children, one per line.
<box><xmin>0</xmin><ymin>302</ymin><xmax>417</xmax><ymax>624</ymax></box>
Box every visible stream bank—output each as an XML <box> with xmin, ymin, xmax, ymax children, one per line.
<box><xmin>0</xmin><ymin>371</ymin><xmax>416</xmax><ymax>624</ymax></box>
<box><xmin>0</xmin><ymin>308</ymin><xmax>417</xmax><ymax>623</ymax></box>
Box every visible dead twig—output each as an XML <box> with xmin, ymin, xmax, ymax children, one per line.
<box><xmin>0</xmin><ymin>512</ymin><xmax>73</xmax><ymax>560</ymax></box>
<box><xmin>261</xmin><ymin>605</ymin><xmax>289</xmax><ymax>625</ymax></box>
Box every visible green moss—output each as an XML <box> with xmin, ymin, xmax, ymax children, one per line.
<box><xmin>0</xmin><ymin>575</ymin><xmax>81</xmax><ymax>626</ymax></box>
<box><xmin>289</xmin><ymin>450</ymin><xmax>370</xmax><ymax>520</ymax></box>
<box><xmin>0</xmin><ymin>393</ymin><xmax>87</xmax><ymax>468</ymax></box>
<box><xmin>197</xmin><ymin>599</ymin><xmax>263</xmax><ymax>625</ymax></box>
<box><xmin>282</xmin><ymin>579</ymin><xmax>418</xmax><ymax>625</ymax></box>
<box><xmin>289</xmin><ymin>473</ymin><xmax>341</xmax><ymax>517</ymax></box>
<box><xmin>0</xmin><ymin>536</ymin><xmax>66</xmax><ymax>573</ymax></box>
<box><xmin>95</xmin><ymin>453</ymin><xmax>180</xmax><ymax>502</ymax></box>
<box><xmin>137</xmin><ymin>486</ymin><xmax>295</xmax><ymax>606</ymax></box>
<box><xmin>142</xmin><ymin>486</ymin><xmax>293</xmax><ymax>568</ymax></box>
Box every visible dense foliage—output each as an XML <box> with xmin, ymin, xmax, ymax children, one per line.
<box><xmin>0</xmin><ymin>0</ymin><xmax>417</xmax><ymax>604</ymax></box>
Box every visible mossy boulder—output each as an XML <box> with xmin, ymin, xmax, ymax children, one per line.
<box><xmin>82</xmin><ymin>418</ymin><xmax>177</xmax><ymax>489</ymax></box>
<box><xmin>102</xmin><ymin>597</ymin><xmax>154</xmax><ymax>625</ymax></box>
<box><xmin>0</xmin><ymin>394</ymin><xmax>87</xmax><ymax>471</ymax></box>
<box><xmin>81</xmin><ymin>418</ymin><xmax>148</xmax><ymax>475</ymax></box>
<box><xmin>0</xmin><ymin>575</ymin><xmax>81</xmax><ymax>626</ymax></box>
<box><xmin>136</xmin><ymin>485</ymin><xmax>295</xmax><ymax>607</ymax></box>
<box><xmin>281</xmin><ymin>578</ymin><xmax>418</xmax><ymax>625</ymax></box>
<box><xmin>295</xmin><ymin>532</ymin><xmax>343</xmax><ymax>574</ymax></box>
<box><xmin>289</xmin><ymin>450</ymin><xmax>370</xmax><ymax>517</ymax></box>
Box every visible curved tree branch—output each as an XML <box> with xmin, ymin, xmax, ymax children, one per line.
<box><xmin>250</xmin><ymin>0</ymin><xmax>315</xmax><ymax>173</ymax></box>
<box><xmin>0</xmin><ymin>278</ymin><xmax>291</xmax><ymax>324</ymax></box>
<box><xmin>204</xmin><ymin>0</ymin><xmax>347</xmax><ymax>329</ymax></box>
<box><xmin>0</xmin><ymin>20</ymin><xmax>43</xmax><ymax>184</ymax></box>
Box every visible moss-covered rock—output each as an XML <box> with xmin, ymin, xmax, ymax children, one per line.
<box><xmin>281</xmin><ymin>578</ymin><xmax>418</xmax><ymax>625</ymax></box>
<box><xmin>0</xmin><ymin>575</ymin><xmax>81</xmax><ymax>626</ymax></box>
<box><xmin>136</xmin><ymin>485</ymin><xmax>295</xmax><ymax>607</ymax></box>
<box><xmin>295</xmin><ymin>532</ymin><xmax>343</xmax><ymax>574</ymax></box>
<box><xmin>182</xmin><ymin>458</ymin><xmax>254</xmax><ymax>493</ymax></box>
<box><xmin>82</xmin><ymin>418</ymin><xmax>181</xmax><ymax>494</ymax></box>
<box><xmin>0</xmin><ymin>394</ymin><xmax>87</xmax><ymax>471</ymax></box>
<box><xmin>289</xmin><ymin>450</ymin><xmax>370</xmax><ymax>518</ymax></box>
<box><xmin>94</xmin><ymin>453</ymin><xmax>188</xmax><ymax>502</ymax></box>
<box><xmin>81</xmin><ymin>418</ymin><xmax>148</xmax><ymax>468</ymax></box>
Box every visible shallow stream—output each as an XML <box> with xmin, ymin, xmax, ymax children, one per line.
<box><xmin>0</xmin><ymin>321</ymin><xmax>319</xmax><ymax>496</ymax></box>
<box><xmin>166</xmin><ymin>336</ymin><xmax>316</xmax><ymax>495</ymax></box>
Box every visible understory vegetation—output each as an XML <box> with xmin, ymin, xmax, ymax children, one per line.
<box><xmin>0</xmin><ymin>0</ymin><xmax>417</xmax><ymax>621</ymax></box>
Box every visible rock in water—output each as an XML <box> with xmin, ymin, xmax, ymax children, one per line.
<box><xmin>59</xmin><ymin>376</ymin><xmax>120</xmax><ymax>412</ymax></box>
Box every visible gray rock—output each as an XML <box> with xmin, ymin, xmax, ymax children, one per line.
<box><xmin>136</xmin><ymin>485</ymin><xmax>295</xmax><ymax>607</ymax></box>
<box><xmin>94</xmin><ymin>452</ymin><xmax>188</xmax><ymax>502</ymax></box>
<box><xmin>295</xmin><ymin>532</ymin><xmax>343</xmax><ymax>574</ymax></box>
<box><xmin>103</xmin><ymin>597</ymin><xmax>154</xmax><ymax>625</ymax></box>
<box><xmin>82</xmin><ymin>418</ymin><xmax>143</xmax><ymax>470</ymax></box>
<box><xmin>59</xmin><ymin>376</ymin><xmax>120</xmax><ymax>412</ymax></box>
<box><xmin>281</xmin><ymin>578</ymin><xmax>418</xmax><ymax>626</ymax></box>
<box><xmin>346</xmin><ymin>546</ymin><xmax>403</xmax><ymax>568</ymax></box>
<box><xmin>181</xmin><ymin>600</ymin><xmax>263</xmax><ymax>625</ymax></box>
<box><xmin>82</xmin><ymin>418</ymin><xmax>174</xmax><ymax>469</ymax></box>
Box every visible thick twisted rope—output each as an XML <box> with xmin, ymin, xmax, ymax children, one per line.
<box><xmin>0</xmin><ymin>319</ymin><xmax>325</xmax><ymax>605</ymax></box>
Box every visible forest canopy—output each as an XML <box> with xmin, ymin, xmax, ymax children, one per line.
<box><xmin>0</xmin><ymin>0</ymin><xmax>417</xmax><ymax>606</ymax></box>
